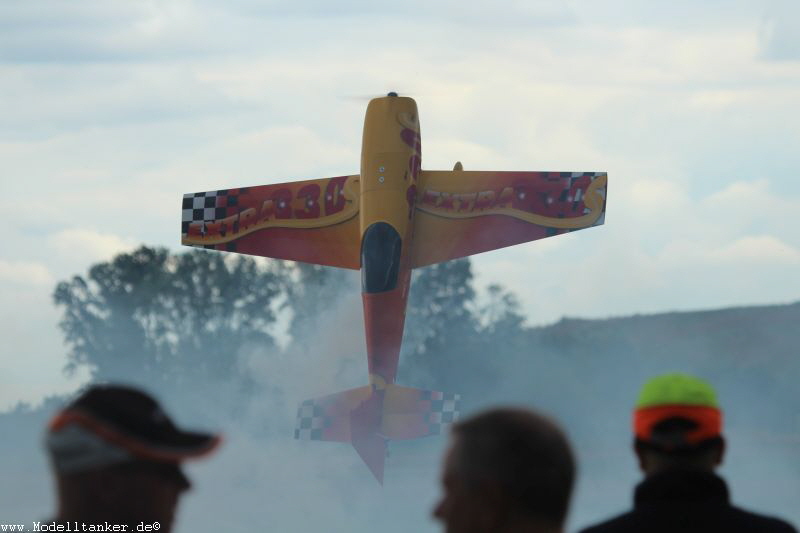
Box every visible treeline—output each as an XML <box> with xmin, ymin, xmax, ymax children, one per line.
<box><xmin>5</xmin><ymin>245</ymin><xmax>798</xmax><ymax>437</ymax></box>
<box><xmin>43</xmin><ymin>246</ymin><xmax>526</xmax><ymax>423</ymax></box>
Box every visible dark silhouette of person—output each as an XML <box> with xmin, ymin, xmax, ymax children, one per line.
<box><xmin>433</xmin><ymin>407</ymin><xmax>575</xmax><ymax>533</ymax></box>
<box><xmin>578</xmin><ymin>373</ymin><xmax>797</xmax><ymax>533</ymax></box>
<box><xmin>44</xmin><ymin>385</ymin><xmax>221</xmax><ymax>532</ymax></box>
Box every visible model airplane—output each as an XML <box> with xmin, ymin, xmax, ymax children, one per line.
<box><xmin>181</xmin><ymin>93</ymin><xmax>607</xmax><ymax>482</ymax></box>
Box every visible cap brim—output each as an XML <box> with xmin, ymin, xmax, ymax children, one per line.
<box><xmin>51</xmin><ymin>410</ymin><xmax>222</xmax><ymax>462</ymax></box>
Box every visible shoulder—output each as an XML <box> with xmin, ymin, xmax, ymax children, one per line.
<box><xmin>577</xmin><ymin>511</ymin><xmax>641</xmax><ymax>533</ymax></box>
<box><xmin>578</xmin><ymin>508</ymin><xmax>797</xmax><ymax>533</ymax></box>
<box><xmin>726</xmin><ymin>506</ymin><xmax>798</xmax><ymax>533</ymax></box>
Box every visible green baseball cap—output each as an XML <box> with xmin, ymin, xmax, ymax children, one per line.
<box><xmin>636</xmin><ymin>373</ymin><xmax>719</xmax><ymax>409</ymax></box>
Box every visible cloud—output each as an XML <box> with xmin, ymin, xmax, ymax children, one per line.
<box><xmin>759</xmin><ymin>0</ymin><xmax>800</xmax><ymax>60</ymax></box>
<box><xmin>0</xmin><ymin>63</ymin><xmax>252</xmax><ymax>141</ymax></box>
<box><xmin>0</xmin><ymin>0</ymin><xmax>222</xmax><ymax>62</ymax></box>
<box><xmin>707</xmin><ymin>235</ymin><xmax>800</xmax><ymax>264</ymax></box>
<box><xmin>688</xmin><ymin>90</ymin><xmax>751</xmax><ymax>110</ymax></box>
<box><xmin>702</xmin><ymin>179</ymin><xmax>799</xmax><ymax>244</ymax></box>
<box><xmin>194</xmin><ymin>0</ymin><xmax>576</xmax><ymax>27</ymax></box>
<box><xmin>474</xmin><ymin>176</ymin><xmax>800</xmax><ymax>326</ymax></box>
<box><xmin>571</xmin><ymin>0</ymin><xmax>767</xmax><ymax>29</ymax></box>
<box><xmin>47</xmin><ymin>228</ymin><xmax>135</xmax><ymax>259</ymax></box>
<box><xmin>45</xmin><ymin>229</ymin><xmax>138</xmax><ymax>275</ymax></box>
<box><xmin>0</xmin><ymin>0</ymin><xmax>576</xmax><ymax>64</ymax></box>
<box><xmin>0</xmin><ymin>260</ymin><xmax>53</xmax><ymax>286</ymax></box>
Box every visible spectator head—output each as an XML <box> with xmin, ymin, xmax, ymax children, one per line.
<box><xmin>433</xmin><ymin>407</ymin><xmax>575</xmax><ymax>533</ymax></box>
<box><xmin>633</xmin><ymin>373</ymin><xmax>725</xmax><ymax>475</ymax></box>
<box><xmin>46</xmin><ymin>385</ymin><xmax>221</xmax><ymax>532</ymax></box>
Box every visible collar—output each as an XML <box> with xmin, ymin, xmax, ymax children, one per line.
<box><xmin>634</xmin><ymin>469</ymin><xmax>729</xmax><ymax>508</ymax></box>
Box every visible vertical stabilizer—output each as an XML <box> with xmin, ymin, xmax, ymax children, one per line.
<box><xmin>351</xmin><ymin>433</ymin><xmax>386</xmax><ymax>484</ymax></box>
<box><xmin>349</xmin><ymin>390</ymin><xmax>386</xmax><ymax>483</ymax></box>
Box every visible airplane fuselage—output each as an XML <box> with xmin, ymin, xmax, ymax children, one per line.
<box><xmin>359</xmin><ymin>95</ymin><xmax>421</xmax><ymax>388</ymax></box>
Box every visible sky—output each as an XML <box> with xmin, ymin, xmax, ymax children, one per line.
<box><xmin>2</xmin><ymin>0</ymin><xmax>800</xmax><ymax>410</ymax></box>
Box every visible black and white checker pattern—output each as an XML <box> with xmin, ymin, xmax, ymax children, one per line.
<box><xmin>560</xmin><ymin>172</ymin><xmax>605</xmax><ymax>214</ymax></box>
<box><xmin>180</xmin><ymin>189</ymin><xmax>240</xmax><ymax>237</ymax></box>
<box><xmin>294</xmin><ymin>399</ymin><xmax>330</xmax><ymax>441</ymax></box>
<box><xmin>566</xmin><ymin>172</ymin><xmax>606</xmax><ymax>230</ymax></box>
<box><xmin>426</xmin><ymin>392</ymin><xmax>461</xmax><ymax>435</ymax></box>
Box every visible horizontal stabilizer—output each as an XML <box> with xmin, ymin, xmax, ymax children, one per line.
<box><xmin>382</xmin><ymin>385</ymin><xmax>461</xmax><ymax>440</ymax></box>
<box><xmin>295</xmin><ymin>383</ymin><xmax>460</xmax><ymax>482</ymax></box>
<box><xmin>294</xmin><ymin>385</ymin><xmax>372</xmax><ymax>442</ymax></box>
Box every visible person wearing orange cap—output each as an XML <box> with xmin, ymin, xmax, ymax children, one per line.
<box><xmin>578</xmin><ymin>373</ymin><xmax>796</xmax><ymax>533</ymax></box>
<box><xmin>43</xmin><ymin>385</ymin><xmax>221</xmax><ymax>533</ymax></box>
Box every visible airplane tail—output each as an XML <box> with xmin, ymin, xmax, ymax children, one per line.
<box><xmin>295</xmin><ymin>384</ymin><xmax>461</xmax><ymax>483</ymax></box>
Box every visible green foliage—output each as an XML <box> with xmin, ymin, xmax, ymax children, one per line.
<box><xmin>402</xmin><ymin>258</ymin><xmax>478</xmax><ymax>361</ymax></box>
<box><xmin>52</xmin><ymin>247</ymin><xmax>527</xmax><ymax>412</ymax></box>
<box><xmin>400</xmin><ymin>259</ymin><xmax>526</xmax><ymax>402</ymax></box>
<box><xmin>53</xmin><ymin>246</ymin><xmax>289</xmax><ymax>391</ymax></box>
<box><xmin>286</xmin><ymin>262</ymin><xmax>354</xmax><ymax>347</ymax></box>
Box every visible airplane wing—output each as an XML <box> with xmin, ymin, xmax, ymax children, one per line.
<box><xmin>411</xmin><ymin>170</ymin><xmax>607</xmax><ymax>268</ymax></box>
<box><xmin>181</xmin><ymin>175</ymin><xmax>361</xmax><ymax>269</ymax></box>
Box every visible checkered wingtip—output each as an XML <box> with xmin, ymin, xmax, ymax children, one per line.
<box><xmin>181</xmin><ymin>189</ymin><xmax>242</xmax><ymax>248</ymax></box>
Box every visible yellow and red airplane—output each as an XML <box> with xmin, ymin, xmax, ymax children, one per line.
<box><xmin>181</xmin><ymin>93</ymin><xmax>607</xmax><ymax>482</ymax></box>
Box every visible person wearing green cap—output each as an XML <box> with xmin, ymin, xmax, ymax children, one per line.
<box><xmin>578</xmin><ymin>373</ymin><xmax>796</xmax><ymax>533</ymax></box>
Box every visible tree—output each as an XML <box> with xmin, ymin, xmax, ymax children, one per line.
<box><xmin>53</xmin><ymin>246</ymin><xmax>529</xmax><ymax>418</ymax></box>
<box><xmin>285</xmin><ymin>262</ymin><xmax>355</xmax><ymax>348</ymax></box>
<box><xmin>399</xmin><ymin>259</ymin><xmax>527</xmax><ymax>404</ymax></box>
<box><xmin>53</xmin><ymin>246</ymin><xmax>289</xmax><ymax>399</ymax></box>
